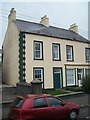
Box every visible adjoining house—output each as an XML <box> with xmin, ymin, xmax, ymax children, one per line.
<box><xmin>0</xmin><ymin>49</ymin><xmax>2</xmax><ymax>84</ymax></box>
<box><xmin>3</xmin><ymin>8</ymin><xmax>90</xmax><ymax>89</ymax></box>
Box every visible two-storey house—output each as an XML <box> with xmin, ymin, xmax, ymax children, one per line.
<box><xmin>3</xmin><ymin>8</ymin><xmax>90</xmax><ymax>89</ymax></box>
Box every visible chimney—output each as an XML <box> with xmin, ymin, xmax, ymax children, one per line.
<box><xmin>69</xmin><ymin>23</ymin><xmax>78</xmax><ymax>33</ymax></box>
<box><xmin>8</xmin><ymin>8</ymin><xmax>16</xmax><ymax>23</ymax></box>
<box><xmin>40</xmin><ymin>15</ymin><xmax>49</xmax><ymax>27</ymax></box>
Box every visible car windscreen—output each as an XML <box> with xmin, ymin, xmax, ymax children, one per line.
<box><xmin>12</xmin><ymin>97</ymin><xmax>24</xmax><ymax>109</ymax></box>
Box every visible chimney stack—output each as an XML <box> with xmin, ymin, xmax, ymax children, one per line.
<box><xmin>8</xmin><ymin>8</ymin><xmax>16</xmax><ymax>23</ymax></box>
<box><xmin>69</xmin><ymin>23</ymin><xmax>78</xmax><ymax>33</ymax></box>
<box><xmin>40</xmin><ymin>15</ymin><xmax>49</xmax><ymax>27</ymax></box>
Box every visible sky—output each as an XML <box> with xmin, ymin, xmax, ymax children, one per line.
<box><xmin>0</xmin><ymin>0</ymin><xmax>89</xmax><ymax>48</ymax></box>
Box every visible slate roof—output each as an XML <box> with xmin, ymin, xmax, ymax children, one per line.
<box><xmin>15</xmin><ymin>19</ymin><xmax>90</xmax><ymax>44</ymax></box>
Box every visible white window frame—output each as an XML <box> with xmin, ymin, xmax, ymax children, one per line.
<box><xmin>53</xmin><ymin>44</ymin><xmax>60</xmax><ymax>60</ymax></box>
<box><xmin>66</xmin><ymin>45</ymin><xmax>73</xmax><ymax>61</ymax></box>
<box><xmin>34</xmin><ymin>41</ymin><xmax>43</xmax><ymax>60</ymax></box>
<box><xmin>85</xmin><ymin>48</ymin><xmax>90</xmax><ymax>62</ymax></box>
<box><xmin>66</xmin><ymin>69</ymin><xmax>75</xmax><ymax>86</ymax></box>
<box><xmin>33</xmin><ymin>68</ymin><xmax>43</xmax><ymax>81</ymax></box>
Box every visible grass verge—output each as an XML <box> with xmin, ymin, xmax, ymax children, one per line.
<box><xmin>43</xmin><ymin>89</ymin><xmax>70</xmax><ymax>95</ymax></box>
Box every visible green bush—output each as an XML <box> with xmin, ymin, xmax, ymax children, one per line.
<box><xmin>82</xmin><ymin>75</ymin><xmax>90</xmax><ymax>93</ymax></box>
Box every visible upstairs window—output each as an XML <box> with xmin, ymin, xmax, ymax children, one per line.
<box><xmin>34</xmin><ymin>41</ymin><xmax>43</xmax><ymax>60</ymax></box>
<box><xmin>52</xmin><ymin>43</ymin><xmax>60</xmax><ymax>61</ymax></box>
<box><xmin>85</xmin><ymin>48</ymin><xmax>90</xmax><ymax>62</ymax></box>
<box><xmin>66</xmin><ymin>45</ymin><xmax>74</xmax><ymax>61</ymax></box>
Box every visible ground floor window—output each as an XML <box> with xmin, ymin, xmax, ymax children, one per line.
<box><xmin>85</xmin><ymin>69</ymin><xmax>90</xmax><ymax>76</ymax></box>
<box><xmin>66</xmin><ymin>69</ymin><xmax>75</xmax><ymax>86</ymax></box>
<box><xmin>33</xmin><ymin>68</ymin><xmax>44</xmax><ymax>81</ymax></box>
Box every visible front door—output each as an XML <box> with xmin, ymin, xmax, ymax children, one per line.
<box><xmin>53</xmin><ymin>68</ymin><xmax>62</xmax><ymax>89</ymax></box>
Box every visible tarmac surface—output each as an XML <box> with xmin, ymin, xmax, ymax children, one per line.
<box><xmin>64</xmin><ymin>94</ymin><xmax>90</xmax><ymax>119</ymax></box>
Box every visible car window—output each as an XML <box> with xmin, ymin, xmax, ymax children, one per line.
<box><xmin>48</xmin><ymin>97</ymin><xmax>63</xmax><ymax>107</ymax></box>
<box><xmin>12</xmin><ymin>97</ymin><xmax>24</xmax><ymax>109</ymax></box>
<box><xmin>33</xmin><ymin>98</ymin><xmax>48</xmax><ymax>108</ymax></box>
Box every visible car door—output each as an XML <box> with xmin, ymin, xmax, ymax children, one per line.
<box><xmin>32</xmin><ymin>97</ymin><xmax>52</xmax><ymax>118</ymax></box>
<box><xmin>47</xmin><ymin>96</ymin><xmax>69</xmax><ymax>119</ymax></box>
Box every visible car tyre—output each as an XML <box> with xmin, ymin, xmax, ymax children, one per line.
<box><xmin>69</xmin><ymin>110</ymin><xmax>78</xmax><ymax>120</ymax></box>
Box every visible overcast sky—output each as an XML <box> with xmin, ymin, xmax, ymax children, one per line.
<box><xmin>0</xmin><ymin>1</ymin><xmax>89</xmax><ymax>48</ymax></box>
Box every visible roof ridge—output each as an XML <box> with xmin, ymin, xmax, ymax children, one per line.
<box><xmin>49</xmin><ymin>25</ymin><xmax>68</xmax><ymax>31</ymax></box>
<box><xmin>49</xmin><ymin>25</ymin><xmax>82</xmax><ymax>37</ymax></box>
<box><xmin>16</xmin><ymin>19</ymin><xmax>69</xmax><ymax>31</ymax></box>
<box><xmin>15</xmin><ymin>19</ymin><xmax>90</xmax><ymax>43</ymax></box>
<box><xmin>16</xmin><ymin>19</ymin><xmax>44</xmax><ymax>26</ymax></box>
<box><xmin>16</xmin><ymin>19</ymin><xmax>84</xmax><ymax>36</ymax></box>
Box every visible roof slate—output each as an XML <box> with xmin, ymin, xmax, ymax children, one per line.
<box><xmin>15</xmin><ymin>19</ymin><xmax>90</xmax><ymax>44</ymax></box>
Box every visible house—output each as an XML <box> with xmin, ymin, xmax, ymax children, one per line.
<box><xmin>0</xmin><ymin>49</ymin><xmax>2</xmax><ymax>84</ymax></box>
<box><xmin>3</xmin><ymin>8</ymin><xmax>90</xmax><ymax>89</ymax></box>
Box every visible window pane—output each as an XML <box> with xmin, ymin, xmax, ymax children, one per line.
<box><xmin>66</xmin><ymin>69</ymin><xmax>75</xmax><ymax>86</ymax></box>
<box><xmin>86</xmin><ymin>69</ymin><xmax>90</xmax><ymax>76</ymax></box>
<box><xmin>54</xmin><ymin>68</ymin><xmax>61</xmax><ymax>73</ymax></box>
<box><xmin>35</xmin><ymin>43</ymin><xmax>40</xmax><ymax>50</ymax></box>
<box><xmin>33</xmin><ymin>98</ymin><xmax>48</xmax><ymax>108</ymax></box>
<box><xmin>12</xmin><ymin>97</ymin><xmax>24</xmax><ymax>109</ymax></box>
<box><xmin>66</xmin><ymin>46</ymin><xmax>73</xmax><ymax>60</ymax></box>
<box><xmin>77</xmin><ymin>69</ymin><xmax>83</xmax><ymax>80</ymax></box>
<box><xmin>34</xmin><ymin>69</ymin><xmax>43</xmax><ymax>81</ymax></box>
<box><xmin>53</xmin><ymin>44</ymin><xmax>60</xmax><ymax>60</ymax></box>
<box><xmin>48</xmin><ymin>97</ymin><xmax>62</xmax><ymax>107</ymax></box>
<box><xmin>85</xmin><ymin>48</ymin><xmax>90</xmax><ymax>61</ymax></box>
<box><xmin>34</xmin><ymin>42</ymin><xmax>43</xmax><ymax>59</ymax></box>
<box><xmin>35</xmin><ymin>51</ymin><xmax>40</xmax><ymax>58</ymax></box>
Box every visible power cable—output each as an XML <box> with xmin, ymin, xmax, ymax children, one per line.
<box><xmin>0</xmin><ymin>8</ymin><xmax>88</xmax><ymax>35</ymax></box>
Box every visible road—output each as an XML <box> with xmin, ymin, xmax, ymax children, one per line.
<box><xmin>65</xmin><ymin>94</ymin><xmax>90</xmax><ymax>119</ymax></box>
<box><xmin>79</xmin><ymin>107</ymin><xmax>90</xmax><ymax>119</ymax></box>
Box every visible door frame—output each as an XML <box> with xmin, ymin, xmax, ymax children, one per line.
<box><xmin>53</xmin><ymin>67</ymin><xmax>63</xmax><ymax>89</ymax></box>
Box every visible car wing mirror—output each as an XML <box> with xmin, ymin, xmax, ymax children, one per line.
<box><xmin>61</xmin><ymin>101</ymin><xmax>65</xmax><ymax>106</ymax></box>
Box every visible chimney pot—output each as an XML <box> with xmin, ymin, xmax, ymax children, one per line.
<box><xmin>8</xmin><ymin>8</ymin><xmax>16</xmax><ymax>22</ymax></box>
<box><xmin>40</xmin><ymin>15</ymin><xmax>49</xmax><ymax>27</ymax></box>
<box><xmin>69</xmin><ymin>23</ymin><xmax>78</xmax><ymax>33</ymax></box>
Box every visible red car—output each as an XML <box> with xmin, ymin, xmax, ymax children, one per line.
<box><xmin>8</xmin><ymin>94</ymin><xmax>80</xmax><ymax>120</ymax></box>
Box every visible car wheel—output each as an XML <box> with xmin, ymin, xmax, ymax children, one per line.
<box><xmin>69</xmin><ymin>110</ymin><xmax>77</xmax><ymax>120</ymax></box>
